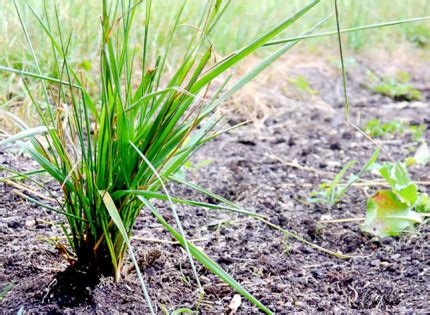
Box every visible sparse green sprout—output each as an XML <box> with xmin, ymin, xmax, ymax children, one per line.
<box><xmin>184</xmin><ymin>159</ymin><xmax>214</xmax><ymax>175</ymax></box>
<box><xmin>416</xmin><ymin>193</ymin><xmax>430</xmax><ymax>213</ymax></box>
<box><xmin>363</xmin><ymin>118</ymin><xmax>426</xmax><ymax>142</ymax></box>
<box><xmin>372</xmin><ymin>72</ymin><xmax>423</xmax><ymax>101</ymax></box>
<box><xmin>366</xmin><ymin>70</ymin><xmax>422</xmax><ymax>101</ymax></box>
<box><xmin>309</xmin><ymin>149</ymin><xmax>380</xmax><ymax>205</ymax></box>
<box><xmin>160</xmin><ymin>305</ymin><xmax>195</xmax><ymax>315</ymax></box>
<box><xmin>363</xmin><ymin>118</ymin><xmax>404</xmax><ymax>138</ymax></box>
<box><xmin>410</xmin><ymin>123</ymin><xmax>426</xmax><ymax>142</ymax></box>
<box><xmin>0</xmin><ymin>283</ymin><xmax>14</xmax><ymax>302</ymax></box>
<box><xmin>374</xmin><ymin>80</ymin><xmax>422</xmax><ymax>101</ymax></box>
<box><xmin>395</xmin><ymin>71</ymin><xmax>412</xmax><ymax>83</ymax></box>
<box><xmin>282</xmin><ymin>235</ymin><xmax>291</xmax><ymax>255</ymax></box>
<box><xmin>288</xmin><ymin>75</ymin><xmax>318</xmax><ymax>95</ymax></box>
<box><xmin>309</xmin><ymin>160</ymin><xmax>357</xmax><ymax>205</ymax></box>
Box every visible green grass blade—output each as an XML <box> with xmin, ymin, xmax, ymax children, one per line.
<box><xmin>0</xmin><ymin>65</ymin><xmax>81</xmax><ymax>88</ymax></box>
<box><xmin>13</xmin><ymin>191</ymin><xmax>87</xmax><ymax>222</ymax></box>
<box><xmin>139</xmin><ymin>196</ymin><xmax>273</xmax><ymax>315</ymax></box>
<box><xmin>264</xmin><ymin>15</ymin><xmax>430</xmax><ymax>46</ymax></box>
<box><xmin>218</xmin><ymin>14</ymin><xmax>332</xmax><ymax>103</ymax></box>
<box><xmin>190</xmin><ymin>0</ymin><xmax>320</xmax><ymax>92</ymax></box>
<box><xmin>111</xmin><ymin>189</ymin><xmax>265</xmax><ymax>218</ymax></box>
<box><xmin>100</xmin><ymin>190</ymin><xmax>155</xmax><ymax>315</ymax></box>
<box><xmin>130</xmin><ymin>141</ymin><xmax>203</xmax><ymax>292</ymax></box>
<box><xmin>0</xmin><ymin>126</ymin><xmax>49</xmax><ymax>146</ymax></box>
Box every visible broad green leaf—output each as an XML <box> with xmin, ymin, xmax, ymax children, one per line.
<box><xmin>379</xmin><ymin>162</ymin><xmax>418</xmax><ymax>206</ymax></box>
<box><xmin>361</xmin><ymin>190</ymin><xmax>423</xmax><ymax>237</ymax></box>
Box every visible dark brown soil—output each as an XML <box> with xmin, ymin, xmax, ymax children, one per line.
<box><xmin>1</xmin><ymin>51</ymin><xmax>430</xmax><ymax>313</ymax></box>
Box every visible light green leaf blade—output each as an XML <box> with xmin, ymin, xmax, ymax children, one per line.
<box><xmin>100</xmin><ymin>190</ymin><xmax>155</xmax><ymax>315</ymax></box>
<box><xmin>171</xmin><ymin>308</ymin><xmax>194</xmax><ymax>315</ymax></box>
<box><xmin>139</xmin><ymin>196</ymin><xmax>273</xmax><ymax>315</ymax></box>
<box><xmin>0</xmin><ymin>126</ymin><xmax>49</xmax><ymax>147</ymax></box>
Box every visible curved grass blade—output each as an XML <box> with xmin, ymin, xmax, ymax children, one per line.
<box><xmin>130</xmin><ymin>141</ymin><xmax>203</xmax><ymax>292</ymax></box>
<box><xmin>139</xmin><ymin>196</ymin><xmax>273</xmax><ymax>315</ymax></box>
<box><xmin>217</xmin><ymin>13</ymin><xmax>332</xmax><ymax>103</ymax></box>
<box><xmin>100</xmin><ymin>190</ymin><xmax>155</xmax><ymax>315</ymax></box>
<box><xmin>170</xmin><ymin>176</ymin><xmax>352</xmax><ymax>258</ymax></box>
<box><xmin>111</xmin><ymin>189</ymin><xmax>265</xmax><ymax>218</ymax></box>
<box><xmin>12</xmin><ymin>190</ymin><xmax>86</xmax><ymax>223</ymax></box>
<box><xmin>0</xmin><ymin>65</ymin><xmax>81</xmax><ymax>89</ymax></box>
<box><xmin>190</xmin><ymin>0</ymin><xmax>320</xmax><ymax>92</ymax></box>
<box><xmin>264</xmin><ymin>15</ymin><xmax>430</xmax><ymax>46</ymax></box>
<box><xmin>0</xmin><ymin>126</ymin><xmax>49</xmax><ymax>147</ymax></box>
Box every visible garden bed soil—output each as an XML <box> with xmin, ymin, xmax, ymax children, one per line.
<box><xmin>1</xmin><ymin>50</ymin><xmax>430</xmax><ymax>313</ymax></box>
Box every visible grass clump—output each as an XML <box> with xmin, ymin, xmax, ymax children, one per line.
<box><xmin>363</xmin><ymin>118</ymin><xmax>404</xmax><ymax>138</ymax></box>
<box><xmin>363</xmin><ymin>118</ymin><xmax>426</xmax><ymax>142</ymax></box>
<box><xmin>366</xmin><ymin>70</ymin><xmax>422</xmax><ymax>101</ymax></box>
<box><xmin>0</xmin><ymin>0</ymin><xmax>325</xmax><ymax>313</ymax></box>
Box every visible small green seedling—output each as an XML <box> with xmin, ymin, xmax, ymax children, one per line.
<box><xmin>361</xmin><ymin>162</ymin><xmax>427</xmax><ymax>237</ymax></box>
<box><xmin>363</xmin><ymin>118</ymin><xmax>404</xmax><ymax>138</ymax></box>
<box><xmin>175</xmin><ymin>159</ymin><xmax>214</xmax><ymax>181</ymax></box>
<box><xmin>416</xmin><ymin>193</ymin><xmax>430</xmax><ymax>213</ymax></box>
<box><xmin>309</xmin><ymin>149</ymin><xmax>380</xmax><ymax>205</ymax></box>
<box><xmin>0</xmin><ymin>283</ymin><xmax>14</xmax><ymax>301</ymax></box>
<box><xmin>160</xmin><ymin>305</ymin><xmax>195</xmax><ymax>315</ymax></box>
<box><xmin>288</xmin><ymin>75</ymin><xmax>318</xmax><ymax>95</ymax></box>
<box><xmin>410</xmin><ymin>124</ymin><xmax>426</xmax><ymax>142</ymax></box>
<box><xmin>282</xmin><ymin>235</ymin><xmax>291</xmax><ymax>255</ymax></box>
<box><xmin>362</xmin><ymin>190</ymin><xmax>423</xmax><ymax>237</ymax></box>
<box><xmin>363</xmin><ymin>119</ymin><xmax>426</xmax><ymax>142</ymax></box>
<box><xmin>184</xmin><ymin>159</ymin><xmax>214</xmax><ymax>175</ymax></box>
<box><xmin>366</xmin><ymin>70</ymin><xmax>422</xmax><ymax>101</ymax></box>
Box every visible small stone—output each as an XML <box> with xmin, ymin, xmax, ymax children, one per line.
<box><xmin>380</xmin><ymin>261</ymin><xmax>390</xmax><ymax>268</ymax></box>
<box><xmin>327</xmin><ymin>161</ymin><xmax>341</xmax><ymax>168</ymax></box>
<box><xmin>370</xmin><ymin>237</ymin><xmax>380</xmax><ymax>244</ymax></box>
<box><xmin>25</xmin><ymin>219</ymin><xmax>36</xmax><ymax>227</ymax></box>
<box><xmin>370</xmin><ymin>259</ymin><xmax>381</xmax><ymax>267</ymax></box>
